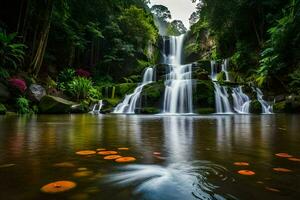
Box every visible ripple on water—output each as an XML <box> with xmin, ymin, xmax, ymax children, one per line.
<box><xmin>102</xmin><ymin>161</ymin><xmax>237</xmax><ymax>200</ymax></box>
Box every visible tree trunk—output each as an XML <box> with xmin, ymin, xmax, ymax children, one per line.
<box><xmin>30</xmin><ymin>0</ymin><xmax>54</xmax><ymax>77</ymax></box>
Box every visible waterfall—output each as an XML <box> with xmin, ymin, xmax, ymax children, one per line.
<box><xmin>90</xmin><ymin>100</ymin><xmax>104</xmax><ymax>114</ymax></box>
<box><xmin>232</xmin><ymin>87</ymin><xmax>251</xmax><ymax>114</ymax></box>
<box><xmin>162</xmin><ymin>35</ymin><xmax>193</xmax><ymax>114</ymax></box>
<box><xmin>253</xmin><ymin>87</ymin><xmax>273</xmax><ymax>114</ymax></box>
<box><xmin>113</xmin><ymin>67</ymin><xmax>154</xmax><ymax>114</ymax></box>
<box><xmin>210</xmin><ymin>61</ymin><xmax>233</xmax><ymax>113</ymax></box>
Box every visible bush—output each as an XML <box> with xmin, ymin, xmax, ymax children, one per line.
<box><xmin>8</xmin><ymin>78</ymin><xmax>27</xmax><ymax>94</ymax></box>
<box><xmin>16</xmin><ymin>97</ymin><xmax>31</xmax><ymax>114</ymax></box>
<box><xmin>68</xmin><ymin>77</ymin><xmax>93</xmax><ymax>101</ymax></box>
<box><xmin>57</xmin><ymin>68</ymin><xmax>75</xmax><ymax>90</ymax></box>
<box><xmin>0</xmin><ymin>103</ymin><xmax>7</xmax><ymax>114</ymax></box>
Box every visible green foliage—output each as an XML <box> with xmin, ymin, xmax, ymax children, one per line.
<box><xmin>0</xmin><ymin>103</ymin><xmax>7</xmax><ymax>114</ymax></box>
<box><xmin>57</xmin><ymin>68</ymin><xmax>75</xmax><ymax>90</ymax></box>
<box><xmin>68</xmin><ymin>77</ymin><xmax>93</xmax><ymax>101</ymax></box>
<box><xmin>289</xmin><ymin>68</ymin><xmax>300</xmax><ymax>94</ymax></box>
<box><xmin>0</xmin><ymin>31</ymin><xmax>26</xmax><ymax>70</ymax></box>
<box><xmin>16</xmin><ymin>97</ymin><xmax>31</xmax><ymax>114</ymax></box>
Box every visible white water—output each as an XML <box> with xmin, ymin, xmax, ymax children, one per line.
<box><xmin>211</xmin><ymin>61</ymin><xmax>233</xmax><ymax>113</ymax></box>
<box><xmin>162</xmin><ymin>35</ymin><xmax>193</xmax><ymax>114</ymax></box>
<box><xmin>90</xmin><ymin>100</ymin><xmax>103</xmax><ymax>114</ymax></box>
<box><xmin>113</xmin><ymin>68</ymin><xmax>154</xmax><ymax>114</ymax></box>
<box><xmin>232</xmin><ymin>87</ymin><xmax>251</xmax><ymax>114</ymax></box>
<box><xmin>253</xmin><ymin>87</ymin><xmax>273</xmax><ymax>114</ymax></box>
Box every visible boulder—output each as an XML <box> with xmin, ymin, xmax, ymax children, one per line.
<box><xmin>0</xmin><ymin>83</ymin><xmax>11</xmax><ymax>102</ymax></box>
<box><xmin>39</xmin><ymin>95</ymin><xmax>76</xmax><ymax>114</ymax></box>
<box><xmin>0</xmin><ymin>103</ymin><xmax>6</xmax><ymax>115</ymax></box>
<box><xmin>250</xmin><ymin>100</ymin><xmax>262</xmax><ymax>114</ymax></box>
<box><xmin>29</xmin><ymin>84</ymin><xmax>46</xmax><ymax>101</ymax></box>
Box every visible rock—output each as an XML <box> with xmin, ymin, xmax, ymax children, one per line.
<box><xmin>71</xmin><ymin>104</ymin><xmax>89</xmax><ymax>113</ymax></box>
<box><xmin>0</xmin><ymin>82</ymin><xmax>11</xmax><ymax>102</ymax></box>
<box><xmin>250</xmin><ymin>100</ymin><xmax>262</xmax><ymax>114</ymax></box>
<box><xmin>0</xmin><ymin>103</ymin><xmax>6</xmax><ymax>115</ymax></box>
<box><xmin>29</xmin><ymin>84</ymin><xmax>46</xmax><ymax>101</ymax></box>
<box><xmin>140</xmin><ymin>107</ymin><xmax>160</xmax><ymax>114</ymax></box>
<box><xmin>39</xmin><ymin>95</ymin><xmax>76</xmax><ymax>114</ymax></box>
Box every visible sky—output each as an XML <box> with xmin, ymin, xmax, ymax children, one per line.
<box><xmin>149</xmin><ymin>0</ymin><xmax>197</xmax><ymax>29</ymax></box>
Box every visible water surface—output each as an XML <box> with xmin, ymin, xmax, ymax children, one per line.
<box><xmin>0</xmin><ymin>114</ymin><xmax>299</xmax><ymax>200</ymax></box>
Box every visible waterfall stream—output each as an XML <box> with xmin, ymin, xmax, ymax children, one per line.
<box><xmin>113</xmin><ymin>67</ymin><xmax>154</xmax><ymax>114</ymax></box>
<box><xmin>162</xmin><ymin>35</ymin><xmax>193</xmax><ymax>114</ymax></box>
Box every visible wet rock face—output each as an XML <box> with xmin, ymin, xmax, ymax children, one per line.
<box><xmin>39</xmin><ymin>95</ymin><xmax>76</xmax><ymax>114</ymax></box>
<box><xmin>29</xmin><ymin>84</ymin><xmax>46</xmax><ymax>101</ymax></box>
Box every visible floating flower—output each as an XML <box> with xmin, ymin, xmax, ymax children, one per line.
<box><xmin>275</xmin><ymin>153</ymin><xmax>292</xmax><ymax>158</ymax></box>
<box><xmin>233</xmin><ymin>162</ymin><xmax>249</xmax><ymax>166</ymax></box>
<box><xmin>40</xmin><ymin>181</ymin><xmax>76</xmax><ymax>193</ymax></box>
<box><xmin>273</xmin><ymin>168</ymin><xmax>292</xmax><ymax>172</ymax></box>
<box><xmin>115</xmin><ymin>157</ymin><xmax>136</xmax><ymax>163</ymax></box>
<box><xmin>104</xmin><ymin>155</ymin><xmax>122</xmax><ymax>160</ymax></box>
<box><xmin>98</xmin><ymin>151</ymin><xmax>118</xmax><ymax>155</ymax></box>
<box><xmin>237</xmin><ymin>170</ymin><xmax>255</xmax><ymax>176</ymax></box>
<box><xmin>76</xmin><ymin>150</ymin><xmax>97</xmax><ymax>155</ymax></box>
<box><xmin>118</xmin><ymin>147</ymin><xmax>129</xmax><ymax>150</ymax></box>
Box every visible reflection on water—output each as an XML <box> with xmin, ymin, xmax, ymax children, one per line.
<box><xmin>0</xmin><ymin>114</ymin><xmax>300</xmax><ymax>199</ymax></box>
<box><xmin>104</xmin><ymin>161</ymin><xmax>236</xmax><ymax>200</ymax></box>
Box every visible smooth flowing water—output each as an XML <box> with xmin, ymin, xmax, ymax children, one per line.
<box><xmin>0</xmin><ymin>114</ymin><xmax>299</xmax><ymax>200</ymax></box>
<box><xmin>90</xmin><ymin>100</ymin><xmax>103</xmax><ymax>114</ymax></box>
<box><xmin>211</xmin><ymin>60</ymin><xmax>271</xmax><ymax>114</ymax></box>
<box><xmin>162</xmin><ymin>35</ymin><xmax>193</xmax><ymax>114</ymax></box>
<box><xmin>113</xmin><ymin>67</ymin><xmax>154</xmax><ymax>114</ymax></box>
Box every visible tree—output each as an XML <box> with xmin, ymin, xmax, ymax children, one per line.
<box><xmin>151</xmin><ymin>5</ymin><xmax>171</xmax><ymax>22</ymax></box>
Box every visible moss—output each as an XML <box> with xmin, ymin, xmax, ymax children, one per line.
<box><xmin>273</xmin><ymin>101</ymin><xmax>286</xmax><ymax>113</ymax></box>
<box><xmin>0</xmin><ymin>103</ymin><xmax>6</xmax><ymax>115</ymax></box>
<box><xmin>196</xmin><ymin>107</ymin><xmax>215</xmax><ymax>114</ymax></box>
<box><xmin>101</xmin><ymin>98</ymin><xmax>121</xmax><ymax>113</ymax></box>
<box><xmin>115</xmin><ymin>83</ymin><xmax>137</xmax><ymax>98</ymax></box>
<box><xmin>140</xmin><ymin>107</ymin><xmax>160</xmax><ymax>114</ymax></box>
<box><xmin>141</xmin><ymin>82</ymin><xmax>164</xmax><ymax>108</ymax></box>
<box><xmin>250</xmin><ymin>100</ymin><xmax>262</xmax><ymax>114</ymax></box>
<box><xmin>39</xmin><ymin>95</ymin><xmax>76</xmax><ymax>114</ymax></box>
<box><xmin>194</xmin><ymin>80</ymin><xmax>215</xmax><ymax>108</ymax></box>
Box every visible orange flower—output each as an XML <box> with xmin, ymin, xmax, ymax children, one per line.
<box><xmin>104</xmin><ymin>155</ymin><xmax>122</xmax><ymax>160</ymax></box>
<box><xmin>275</xmin><ymin>153</ymin><xmax>292</xmax><ymax>158</ymax></box>
<box><xmin>288</xmin><ymin>157</ymin><xmax>300</xmax><ymax>162</ymax></box>
<box><xmin>273</xmin><ymin>168</ymin><xmax>292</xmax><ymax>172</ymax></box>
<box><xmin>233</xmin><ymin>162</ymin><xmax>249</xmax><ymax>166</ymax></box>
<box><xmin>76</xmin><ymin>150</ymin><xmax>96</xmax><ymax>155</ymax></box>
<box><xmin>41</xmin><ymin>181</ymin><xmax>76</xmax><ymax>193</ymax></box>
<box><xmin>97</xmin><ymin>151</ymin><xmax>118</xmax><ymax>155</ymax></box>
<box><xmin>237</xmin><ymin>170</ymin><xmax>255</xmax><ymax>176</ymax></box>
<box><xmin>115</xmin><ymin>157</ymin><xmax>136</xmax><ymax>163</ymax></box>
<box><xmin>118</xmin><ymin>147</ymin><xmax>129</xmax><ymax>150</ymax></box>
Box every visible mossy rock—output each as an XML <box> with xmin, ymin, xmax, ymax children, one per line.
<box><xmin>196</xmin><ymin>107</ymin><xmax>215</xmax><ymax>114</ymax></box>
<box><xmin>39</xmin><ymin>95</ymin><xmax>76</xmax><ymax>114</ymax></box>
<box><xmin>250</xmin><ymin>100</ymin><xmax>262</xmax><ymax>114</ymax></box>
<box><xmin>115</xmin><ymin>83</ymin><xmax>137</xmax><ymax>98</ymax></box>
<box><xmin>193</xmin><ymin>80</ymin><xmax>215</xmax><ymax>108</ymax></box>
<box><xmin>0</xmin><ymin>103</ymin><xmax>6</xmax><ymax>115</ymax></box>
<box><xmin>141</xmin><ymin>82</ymin><xmax>164</xmax><ymax>108</ymax></box>
<box><xmin>285</xmin><ymin>100</ymin><xmax>300</xmax><ymax>113</ymax></box>
<box><xmin>101</xmin><ymin>98</ymin><xmax>121</xmax><ymax>113</ymax></box>
<box><xmin>140</xmin><ymin>107</ymin><xmax>160</xmax><ymax>114</ymax></box>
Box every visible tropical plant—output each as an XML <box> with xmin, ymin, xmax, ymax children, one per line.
<box><xmin>68</xmin><ymin>77</ymin><xmax>93</xmax><ymax>101</ymax></box>
<box><xmin>16</xmin><ymin>97</ymin><xmax>31</xmax><ymax>114</ymax></box>
<box><xmin>57</xmin><ymin>68</ymin><xmax>75</xmax><ymax>90</ymax></box>
<box><xmin>0</xmin><ymin>31</ymin><xmax>26</xmax><ymax>70</ymax></box>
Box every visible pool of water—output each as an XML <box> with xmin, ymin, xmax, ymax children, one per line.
<box><xmin>0</xmin><ymin>114</ymin><xmax>299</xmax><ymax>200</ymax></box>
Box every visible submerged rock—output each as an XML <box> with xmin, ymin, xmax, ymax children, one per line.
<box><xmin>39</xmin><ymin>95</ymin><xmax>76</xmax><ymax>114</ymax></box>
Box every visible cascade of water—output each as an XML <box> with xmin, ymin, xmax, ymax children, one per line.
<box><xmin>210</xmin><ymin>61</ymin><xmax>233</xmax><ymax>113</ymax></box>
<box><xmin>253</xmin><ymin>87</ymin><xmax>273</xmax><ymax>114</ymax></box>
<box><xmin>113</xmin><ymin>67</ymin><xmax>154</xmax><ymax>114</ymax></box>
<box><xmin>162</xmin><ymin>35</ymin><xmax>193</xmax><ymax>114</ymax></box>
<box><xmin>91</xmin><ymin>100</ymin><xmax>104</xmax><ymax>114</ymax></box>
<box><xmin>232</xmin><ymin>87</ymin><xmax>251</xmax><ymax>114</ymax></box>
<box><xmin>221</xmin><ymin>59</ymin><xmax>230</xmax><ymax>81</ymax></box>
